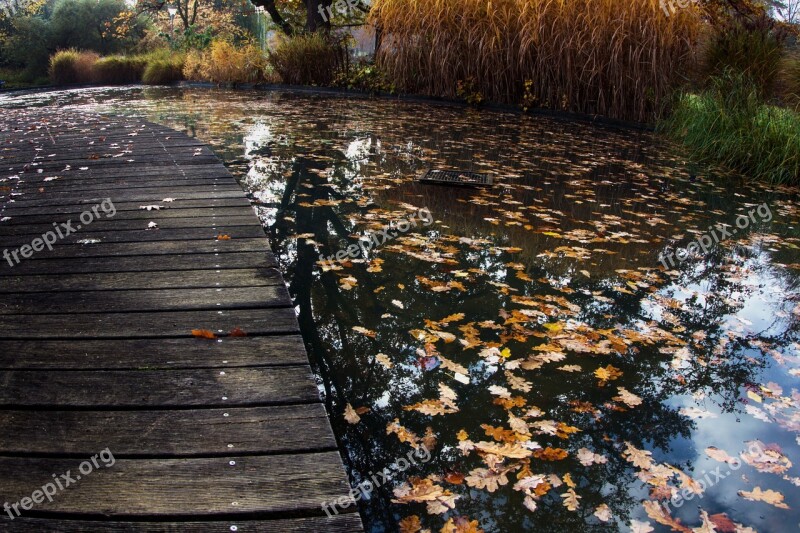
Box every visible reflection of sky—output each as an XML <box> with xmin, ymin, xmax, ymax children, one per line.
<box><xmin>637</xmin><ymin>244</ymin><xmax>800</xmax><ymax>532</ymax></box>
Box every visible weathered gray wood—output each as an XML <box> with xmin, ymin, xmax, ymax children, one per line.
<box><xmin>0</xmin><ymin>268</ymin><xmax>283</xmax><ymax>292</ymax></box>
<box><xmin>0</xmin><ymin>252</ymin><xmax>275</xmax><ymax>276</ymax></box>
<box><xmin>0</xmin><ymin>336</ymin><xmax>309</xmax><ymax>369</ymax></box>
<box><xmin>0</xmin><ymin>515</ymin><xmax>363</xmax><ymax>532</ymax></box>
<box><xmin>2</xmin><ymin>208</ymin><xmax>257</xmax><ymax>225</ymax></box>
<box><xmin>0</xmin><ymin>239</ymin><xmax>268</xmax><ymax>266</ymax></box>
<box><xmin>0</xmin><ymin>216</ymin><xmax>258</xmax><ymax>235</ymax></box>
<box><xmin>0</xmin><ymin>405</ymin><xmax>336</xmax><ymax>456</ymax></box>
<box><xmin>0</xmin><ymin>198</ymin><xmax>252</xmax><ymax>217</ymax></box>
<box><xmin>0</xmin><ymin>366</ymin><xmax>319</xmax><ymax>407</ymax></box>
<box><xmin>0</xmin><ymin>307</ymin><xmax>300</xmax><ymax>338</ymax></box>
<box><xmin>0</xmin><ymin>227</ymin><xmax>266</xmax><ymax>248</ymax></box>
<box><xmin>0</xmin><ymin>285</ymin><xmax>292</xmax><ymax>314</ymax></box>
<box><xmin>5</xmin><ymin>189</ymin><xmax>246</xmax><ymax>207</ymax></box>
<box><xmin>0</xmin><ymin>453</ymin><xmax>352</xmax><ymax>516</ymax></box>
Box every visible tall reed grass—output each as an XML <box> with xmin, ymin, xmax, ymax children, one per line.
<box><xmin>371</xmin><ymin>0</ymin><xmax>703</xmax><ymax>122</ymax></box>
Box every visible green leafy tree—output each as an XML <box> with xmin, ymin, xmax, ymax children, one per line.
<box><xmin>48</xmin><ymin>0</ymin><xmax>147</xmax><ymax>54</ymax></box>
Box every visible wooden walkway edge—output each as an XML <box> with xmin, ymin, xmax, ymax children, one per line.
<box><xmin>0</xmin><ymin>110</ymin><xmax>362</xmax><ymax>532</ymax></box>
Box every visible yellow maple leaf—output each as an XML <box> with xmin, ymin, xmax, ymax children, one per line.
<box><xmin>594</xmin><ymin>364</ymin><xmax>623</xmax><ymax>385</ymax></box>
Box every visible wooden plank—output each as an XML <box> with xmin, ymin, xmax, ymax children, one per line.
<box><xmin>0</xmin><ymin>198</ymin><xmax>253</xmax><ymax>217</ymax></box>
<box><xmin>0</xmin><ymin>217</ymin><xmax>258</xmax><ymax>235</ymax></box>
<box><xmin>12</xmin><ymin>177</ymin><xmax>230</xmax><ymax>193</ymax></box>
<box><xmin>0</xmin><ymin>227</ymin><xmax>266</xmax><ymax>247</ymax></box>
<box><xmin>4</xmin><ymin>189</ymin><xmax>246</xmax><ymax>207</ymax></box>
<box><xmin>0</xmin><ymin>268</ymin><xmax>284</xmax><ymax>293</ymax></box>
<box><xmin>0</xmin><ymin>515</ymin><xmax>363</xmax><ymax>532</ymax></box>
<box><xmin>0</xmin><ymin>207</ymin><xmax>257</xmax><ymax>224</ymax></box>
<box><xmin>3</xmin><ymin>160</ymin><xmax>225</xmax><ymax>175</ymax></box>
<box><xmin>3</xmin><ymin>155</ymin><xmax>220</xmax><ymax>168</ymax></box>
<box><xmin>0</xmin><ymin>405</ymin><xmax>336</xmax><ymax>456</ymax></box>
<box><xmin>0</xmin><ymin>286</ymin><xmax>292</xmax><ymax>314</ymax></box>
<box><xmin>0</xmin><ymin>252</ymin><xmax>275</xmax><ymax>276</ymax></box>
<box><xmin>0</xmin><ymin>239</ymin><xmax>268</xmax><ymax>265</ymax></box>
<box><xmin>0</xmin><ymin>308</ymin><xmax>300</xmax><ymax>338</ymax></box>
<box><xmin>0</xmin><ymin>336</ymin><xmax>309</xmax><ymax>370</ymax></box>
<box><xmin>0</xmin><ymin>366</ymin><xmax>318</xmax><ymax>407</ymax></box>
<box><xmin>0</xmin><ymin>453</ymin><xmax>352</xmax><ymax>516</ymax></box>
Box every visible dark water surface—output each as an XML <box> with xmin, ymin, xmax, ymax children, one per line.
<box><xmin>3</xmin><ymin>86</ymin><xmax>800</xmax><ymax>533</ymax></box>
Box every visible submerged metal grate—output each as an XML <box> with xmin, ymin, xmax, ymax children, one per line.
<box><xmin>417</xmin><ymin>169</ymin><xmax>493</xmax><ymax>187</ymax></box>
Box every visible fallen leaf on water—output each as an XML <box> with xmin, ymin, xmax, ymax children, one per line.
<box><xmin>737</xmin><ymin>487</ymin><xmax>790</xmax><ymax>509</ymax></box>
<box><xmin>561</xmin><ymin>488</ymin><xmax>580</xmax><ymax>511</ymax></box>
<box><xmin>594</xmin><ymin>503</ymin><xmax>611</xmax><ymax>522</ymax></box>
<box><xmin>629</xmin><ymin>521</ymin><xmax>654</xmax><ymax>533</ymax></box>
<box><xmin>344</xmin><ymin>403</ymin><xmax>361</xmax><ymax>424</ymax></box>
<box><xmin>594</xmin><ymin>364</ymin><xmax>622</xmax><ymax>386</ymax></box>
<box><xmin>705</xmin><ymin>446</ymin><xmax>738</xmax><ymax>464</ymax></box>
<box><xmin>613</xmin><ymin>387</ymin><xmax>642</xmax><ymax>407</ymax></box>
<box><xmin>441</xmin><ymin>516</ymin><xmax>484</xmax><ymax>533</ymax></box>
<box><xmin>465</xmin><ymin>467</ymin><xmax>509</xmax><ymax>492</ymax></box>
<box><xmin>398</xmin><ymin>515</ymin><xmax>422</xmax><ymax>533</ymax></box>
<box><xmin>375</xmin><ymin>353</ymin><xmax>393</xmax><ymax>368</ymax></box>
<box><xmin>353</xmin><ymin>326</ymin><xmax>376</xmax><ymax>338</ymax></box>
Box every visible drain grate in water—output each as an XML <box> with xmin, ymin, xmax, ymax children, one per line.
<box><xmin>417</xmin><ymin>169</ymin><xmax>493</xmax><ymax>187</ymax></box>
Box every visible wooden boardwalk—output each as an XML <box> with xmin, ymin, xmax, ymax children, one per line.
<box><xmin>0</xmin><ymin>110</ymin><xmax>362</xmax><ymax>531</ymax></box>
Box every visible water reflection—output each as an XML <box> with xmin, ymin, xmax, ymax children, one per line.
<box><xmin>2</xmin><ymin>87</ymin><xmax>799</xmax><ymax>532</ymax></box>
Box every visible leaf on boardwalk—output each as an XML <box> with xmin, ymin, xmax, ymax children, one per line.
<box><xmin>191</xmin><ymin>329</ymin><xmax>216</xmax><ymax>339</ymax></box>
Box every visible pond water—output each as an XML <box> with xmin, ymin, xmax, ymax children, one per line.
<box><xmin>2</xmin><ymin>86</ymin><xmax>800</xmax><ymax>533</ymax></box>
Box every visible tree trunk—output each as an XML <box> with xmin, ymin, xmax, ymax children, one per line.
<box><xmin>252</xmin><ymin>0</ymin><xmax>295</xmax><ymax>36</ymax></box>
<box><xmin>305</xmin><ymin>0</ymin><xmax>332</xmax><ymax>33</ymax></box>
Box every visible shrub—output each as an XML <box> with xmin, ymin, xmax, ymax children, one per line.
<box><xmin>370</xmin><ymin>0</ymin><xmax>702</xmax><ymax>122</ymax></box>
<box><xmin>779</xmin><ymin>53</ymin><xmax>800</xmax><ymax>108</ymax></box>
<box><xmin>49</xmin><ymin>49</ymin><xmax>98</xmax><ymax>85</ymax></box>
<box><xmin>700</xmin><ymin>23</ymin><xmax>785</xmax><ymax>98</ymax></box>
<box><xmin>333</xmin><ymin>61</ymin><xmax>394</xmax><ymax>94</ymax></box>
<box><xmin>184</xmin><ymin>40</ymin><xmax>267</xmax><ymax>85</ymax></box>
<box><xmin>142</xmin><ymin>58</ymin><xmax>185</xmax><ymax>85</ymax></box>
<box><xmin>660</xmin><ymin>71</ymin><xmax>800</xmax><ymax>185</ymax></box>
<box><xmin>92</xmin><ymin>56</ymin><xmax>148</xmax><ymax>84</ymax></box>
<box><xmin>182</xmin><ymin>49</ymin><xmax>205</xmax><ymax>81</ymax></box>
<box><xmin>268</xmin><ymin>33</ymin><xmax>347</xmax><ymax>86</ymax></box>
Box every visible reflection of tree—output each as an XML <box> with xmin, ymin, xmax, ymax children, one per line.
<box><xmin>267</xmin><ymin>156</ymin><xmax>797</xmax><ymax>532</ymax></box>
